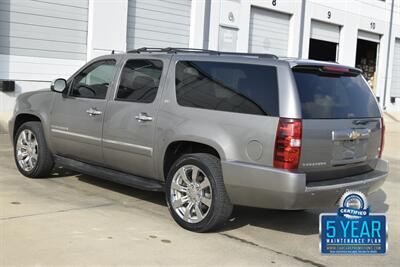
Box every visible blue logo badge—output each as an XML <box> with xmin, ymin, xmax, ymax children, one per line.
<box><xmin>320</xmin><ymin>191</ymin><xmax>387</xmax><ymax>254</ymax></box>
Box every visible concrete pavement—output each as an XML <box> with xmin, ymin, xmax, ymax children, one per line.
<box><xmin>0</xmin><ymin>121</ymin><xmax>399</xmax><ymax>266</ymax></box>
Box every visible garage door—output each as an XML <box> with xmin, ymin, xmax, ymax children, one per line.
<box><xmin>358</xmin><ymin>30</ymin><xmax>380</xmax><ymax>43</ymax></box>
<box><xmin>248</xmin><ymin>7</ymin><xmax>290</xmax><ymax>56</ymax></box>
<box><xmin>127</xmin><ymin>0</ymin><xmax>192</xmax><ymax>49</ymax></box>
<box><xmin>310</xmin><ymin>20</ymin><xmax>340</xmax><ymax>43</ymax></box>
<box><xmin>391</xmin><ymin>38</ymin><xmax>400</xmax><ymax>97</ymax></box>
<box><xmin>0</xmin><ymin>0</ymin><xmax>88</xmax><ymax>60</ymax></box>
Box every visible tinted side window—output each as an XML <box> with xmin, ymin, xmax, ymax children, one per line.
<box><xmin>71</xmin><ymin>59</ymin><xmax>116</xmax><ymax>99</ymax></box>
<box><xmin>116</xmin><ymin>59</ymin><xmax>163</xmax><ymax>103</ymax></box>
<box><xmin>175</xmin><ymin>61</ymin><xmax>279</xmax><ymax>116</ymax></box>
<box><xmin>293</xmin><ymin>70</ymin><xmax>381</xmax><ymax>119</ymax></box>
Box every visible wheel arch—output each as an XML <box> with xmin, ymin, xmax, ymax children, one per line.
<box><xmin>13</xmin><ymin>113</ymin><xmax>42</xmax><ymax>139</ymax></box>
<box><xmin>162</xmin><ymin>140</ymin><xmax>223</xmax><ymax>180</ymax></box>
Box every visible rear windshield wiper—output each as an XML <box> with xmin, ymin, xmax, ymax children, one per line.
<box><xmin>353</xmin><ymin>119</ymin><xmax>379</xmax><ymax>125</ymax></box>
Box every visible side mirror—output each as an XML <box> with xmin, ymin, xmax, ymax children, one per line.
<box><xmin>51</xmin><ymin>78</ymin><xmax>67</xmax><ymax>93</ymax></box>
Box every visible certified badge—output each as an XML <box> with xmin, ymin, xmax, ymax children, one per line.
<box><xmin>338</xmin><ymin>191</ymin><xmax>369</xmax><ymax>219</ymax></box>
<box><xmin>320</xmin><ymin>191</ymin><xmax>387</xmax><ymax>254</ymax></box>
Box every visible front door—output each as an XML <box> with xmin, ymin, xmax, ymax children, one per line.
<box><xmin>50</xmin><ymin>59</ymin><xmax>117</xmax><ymax>165</ymax></box>
<box><xmin>102</xmin><ymin>58</ymin><xmax>165</xmax><ymax>178</ymax></box>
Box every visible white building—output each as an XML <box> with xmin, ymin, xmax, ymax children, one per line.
<box><xmin>1</xmin><ymin>0</ymin><xmax>400</xmax><ymax>132</ymax></box>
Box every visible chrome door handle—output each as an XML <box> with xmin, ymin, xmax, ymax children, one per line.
<box><xmin>135</xmin><ymin>112</ymin><xmax>153</xmax><ymax>122</ymax></box>
<box><xmin>86</xmin><ymin>107</ymin><xmax>102</xmax><ymax>117</ymax></box>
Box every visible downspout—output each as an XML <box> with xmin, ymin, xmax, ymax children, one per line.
<box><xmin>298</xmin><ymin>0</ymin><xmax>307</xmax><ymax>58</ymax></box>
<box><xmin>382</xmin><ymin>0</ymin><xmax>395</xmax><ymax>110</ymax></box>
<box><xmin>203</xmin><ymin>0</ymin><xmax>211</xmax><ymax>49</ymax></box>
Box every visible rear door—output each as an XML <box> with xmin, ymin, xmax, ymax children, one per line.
<box><xmin>292</xmin><ymin>66</ymin><xmax>383</xmax><ymax>183</ymax></box>
<box><xmin>102</xmin><ymin>57</ymin><xmax>167</xmax><ymax>179</ymax></box>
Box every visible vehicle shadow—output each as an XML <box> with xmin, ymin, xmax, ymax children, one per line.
<box><xmin>76</xmin><ymin>173</ymin><xmax>166</xmax><ymax>207</ymax></box>
<box><xmin>50</xmin><ymin>165</ymin><xmax>78</xmax><ymax>178</ymax></box>
<box><xmin>52</xmin><ymin>167</ymin><xmax>389</xmax><ymax>235</ymax></box>
<box><xmin>221</xmin><ymin>207</ymin><xmax>324</xmax><ymax>235</ymax></box>
<box><xmin>221</xmin><ymin>189</ymin><xmax>388</xmax><ymax>235</ymax></box>
<box><xmin>368</xmin><ymin>189</ymin><xmax>389</xmax><ymax>213</ymax></box>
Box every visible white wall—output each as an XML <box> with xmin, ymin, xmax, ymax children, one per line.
<box><xmin>0</xmin><ymin>54</ymin><xmax>84</xmax><ymax>132</ymax></box>
<box><xmin>1</xmin><ymin>0</ymin><xmax>400</xmax><ymax>133</ymax></box>
<box><xmin>0</xmin><ymin>0</ymin><xmax>90</xmax><ymax>131</ymax></box>
<box><xmin>384</xmin><ymin>0</ymin><xmax>400</xmax><ymax>111</ymax></box>
<box><xmin>0</xmin><ymin>0</ymin><xmax>129</xmax><ymax>132</ymax></box>
<box><xmin>212</xmin><ymin>0</ymin><xmax>399</xmax><ymax>111</ymax></box>
<box><xmin>87</xmin><ymin>0</ymin><xmax>128</xmax><ymax>59</ymax></box>
<box><xmin>304</xmin><ymin>0</ymin><xmax>391</xmax><ymax>109</ymax></box>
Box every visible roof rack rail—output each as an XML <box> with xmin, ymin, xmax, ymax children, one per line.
<box><xmin>127</xmin><ymin>47</ymin><xmax>278</xmax><ymax>59</ymax></box>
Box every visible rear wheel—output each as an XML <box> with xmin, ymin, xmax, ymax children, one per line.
<box><xmin>14</xmin><ymin>121</ymin><xmax>54</xmax><ymax>178</ymax></box>
<box><xmin>166</xmin><ymin>153</ymin><xmax>233</xmax><ymax>232</ymax></box>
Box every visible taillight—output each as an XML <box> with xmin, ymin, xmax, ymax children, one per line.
<box><xmin>379</xmin><ymin>117</ymin><xmax>385</xmax><ymax>158</ymax></box>
<box><xmin>274</xmin><ymin>118</ymin><xmax>302</xmax><ymax>170</ymax></box>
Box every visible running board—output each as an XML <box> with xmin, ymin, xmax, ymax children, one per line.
<box><xmin>54</xmin><ymin>155</ymin><xmax>164</xmax><ymax>192</ymax></box>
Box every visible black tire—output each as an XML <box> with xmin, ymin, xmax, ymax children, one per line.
<box><xmin>165</xmin><ymin>153</ymin><xmax>233</xmax><ymax>232</ymax></box>
<box><xmin>14</xmin><ymin>121</ymin><xmax>54</xmax><ymax>178</ymax></box>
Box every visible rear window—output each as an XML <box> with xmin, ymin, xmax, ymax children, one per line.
<box><xmin>293</xmin><ymin>68</ymin><xmax>381</xmax><ymax>119</ymax></box>
<box><xmin>175</xmin><ymin>61</ymin><xmax>279</xmax><ymax>116</ymax></box>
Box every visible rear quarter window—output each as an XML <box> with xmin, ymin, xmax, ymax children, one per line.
<box><xmin>175</xmin><ymin>61</ymin><xmax>279</xmax><ymax>116</ymax></box>
<box><xmin>293</xmin><ymin>69</ymin><xmax>381</xmax><ymax>119</ymax></box>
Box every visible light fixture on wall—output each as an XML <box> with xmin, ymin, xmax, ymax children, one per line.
<box><xmin>228</xmin><ymin>12</ymin><xmax>235</xmax><ymax>22</ymax></box>
<box><xmin>0</xmin><ymin>80</ymin><xmax>15</xmax><ymax>92</ymax></box>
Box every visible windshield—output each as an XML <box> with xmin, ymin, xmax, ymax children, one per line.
<box><xmin>293</xmin><ymin>68</ymin><xmax>381</xmax><ymax>119</ymax></box>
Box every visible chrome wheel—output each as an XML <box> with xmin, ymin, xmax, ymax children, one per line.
<box><xmin>16</xmin><ymin>129</ymin><xmax>38</xmax><ymax>172</ymax></box>
<box><xmin>170</xmin><ymin>165</ymin><xmax>212</xmax><ymax>223</ymax></box>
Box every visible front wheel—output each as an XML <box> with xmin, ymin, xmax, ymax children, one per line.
<box><xmin>166</xmin><ymin>153</ymin><xmax>233</xmax><ymax>232</ymax></box>
<box><xmin>14</xmin><ymin>121</ymin><xmax>54</xmax><ymax>178</ymax></box>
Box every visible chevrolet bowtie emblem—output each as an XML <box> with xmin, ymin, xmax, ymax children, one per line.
<box><xmin>349</xmin><ymin>130</ymin><xmax>361</xmax><ymax>141</ymax></box>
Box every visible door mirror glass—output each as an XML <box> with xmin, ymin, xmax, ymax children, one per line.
<box><xmin>51</xmin><ymin>78</ymin><xmax>67</xmax><ymax>93</ymax></box>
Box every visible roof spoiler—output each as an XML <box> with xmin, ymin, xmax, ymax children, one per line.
<box><xmin>292</xmin><ymin>65</ymin><xmax>362</xmax><ymax>76</ymax></box>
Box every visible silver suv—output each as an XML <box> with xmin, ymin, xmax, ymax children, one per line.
<box><xmin>9</xmin><ymin>48</ymin><xmax>388</xmax><ymax>232</ymax></box>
